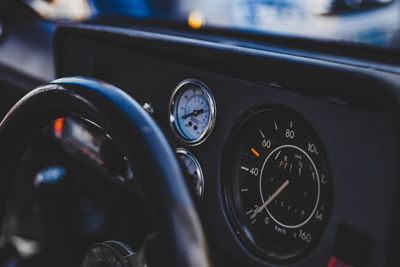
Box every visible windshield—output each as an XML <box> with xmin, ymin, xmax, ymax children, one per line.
<box><xmin>26</xmin><ymin>0</ymin><xmax>400</xmax><ymax>50</ymax></box>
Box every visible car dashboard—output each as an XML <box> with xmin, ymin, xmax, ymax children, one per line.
<box><xmin>1</xmin><ymin>21</ymin><xmax>400</xmax><ymax>267</ymax></box>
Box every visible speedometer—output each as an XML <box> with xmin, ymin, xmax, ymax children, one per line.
<box><xmin>223</xmin><ymin>107</ymin><xmax>331</xmax><ymax>262</ymax></box>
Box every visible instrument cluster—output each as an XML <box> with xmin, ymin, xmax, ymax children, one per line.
<box><xmin>168</xmin><ymin>79</ymin><xmax>332</xmax><ymax>263</ymax></box>
<box><xmin>54</xmin><ymin>78</ymin><xmax>333</xmax><ymax>264</ymax></box>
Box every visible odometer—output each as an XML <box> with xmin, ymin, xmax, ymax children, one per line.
<box><xmin>223</xmin><ymin>108</ymin><xmax>331</xmax><ymax>262</ymax></box>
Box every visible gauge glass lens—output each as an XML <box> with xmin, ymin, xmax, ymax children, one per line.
<box><xmin>224</xmin><ymin>108</ymin><xmax>331</xmax><ymax>262</ymax></box>
<box><xmin>170</xmin><ymin>80</ymin><xmax>216</xmax><ymax>144</ymax></box>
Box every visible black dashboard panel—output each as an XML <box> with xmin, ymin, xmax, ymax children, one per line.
<box><xmin>55</xmin><ymin>24</ymin><xmax>400</xmax><ymax>267</ymax></box>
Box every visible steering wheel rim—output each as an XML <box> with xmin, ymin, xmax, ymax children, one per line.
<box><xmin>0</xmin><ymin>77</ymin><xmax>211</xmax><ymax>267</ymax></box>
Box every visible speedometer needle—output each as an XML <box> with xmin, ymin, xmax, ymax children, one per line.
<box><xmin>250</xmin><ymin>179</ymin><xmax>290</xmax><ymax>219</ymax></box>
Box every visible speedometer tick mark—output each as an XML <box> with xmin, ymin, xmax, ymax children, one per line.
<box><xmin>251</xmin><ymin>148</ymin><xmax>260</xmax><ymax>157</ymax></box>
<box><xmin>275</xmin><ymin>150</ymin><xmax>281</xmax><ymax>160</ymax></box>
<box><xmin>258</xmin><ymin>129</ymin><xmax>265</xmax><ymax>139</ymax></box>
<box><xmin>274</xmin><ymin>120</ymin><xmax>278</xmax><ymax>130</ymax></box>
<box><xmin>241</xmin><ymin>166</ymin><xmax>249</xmax><ymax>172</ymax></box>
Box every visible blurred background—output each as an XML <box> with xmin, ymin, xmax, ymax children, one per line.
<box><xmin>21</xmin><ymin>0</ymin><xmax>400</xmax><ymax>49</ymax></box>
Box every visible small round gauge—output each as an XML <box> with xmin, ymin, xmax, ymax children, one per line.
<box><xmin>170</xmin><ymin>79</ymin><xmax>216</xmax><ymax>145</ymax></box>
<box><xmin>176</xmin><ymin>148</ymin><xmax>204</xmax><ymax>202</ymax></box>
<box><xmin>223</xmin><ymin>107</ymin><xmax>331</xmax><ymax>262</ymax></box>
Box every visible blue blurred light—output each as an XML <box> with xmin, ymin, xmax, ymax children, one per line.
<box><xmin>34</xmin><ymin>166</ymin><xmax>66</xmax><ymax>185</ymax></box>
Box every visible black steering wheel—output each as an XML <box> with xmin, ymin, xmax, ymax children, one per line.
<box><xmin>0</xmin><ymin>77</ymin><xmax>211</xmax><ymax>267</ymax></box>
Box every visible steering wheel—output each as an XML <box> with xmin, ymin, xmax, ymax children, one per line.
<box><xmin>0</xmin><ymin>77</ymin><xmax>211</xmax><ymax>267</ymax></box>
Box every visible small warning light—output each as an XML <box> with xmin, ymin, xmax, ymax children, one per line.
<box><xmin>328</xmin><ymin>257</ymin><xmax>354</xmax><ymax>267</ymax></box>
<box><xmin>279</xmin><ymin>161</ymin><xmax>287</xmax><ymax>169</ymax></box>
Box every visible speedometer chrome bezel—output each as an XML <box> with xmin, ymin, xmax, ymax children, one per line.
<box><xmin>169</xmin><ymin>79</ymin><xmax>216</xmax><ymax>146</ymax></box>
<box><xmin>222</xmin><ymin>106</ymin><xmax>332</xmax><ymax>263</ymax></box>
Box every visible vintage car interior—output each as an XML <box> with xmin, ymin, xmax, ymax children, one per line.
<box><xmin>0</xmin><ymin>0</ymin><xmax>399</xmax><ymax>266</ymax></box>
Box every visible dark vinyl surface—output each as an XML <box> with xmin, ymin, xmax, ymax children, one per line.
<box><xmin>55</xmin><ymin>26</ymin><xmax>399</xmax><ymax>267</ymax></box>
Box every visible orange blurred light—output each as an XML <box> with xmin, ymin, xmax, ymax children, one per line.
<box><xmin>188</xmin><ymin>10</ymin><xmax>205</xmax><ymax>30</ymax></box>
<box><xmin>54</xmin><ymin>117</ymin><xmax>65</xmax><ymax>138</ymax></box>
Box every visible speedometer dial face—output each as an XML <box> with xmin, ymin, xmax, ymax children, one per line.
<box><xmin>224</xmin><ymin>108</ymin><xmax>331</xmax><ymax>262</ymax></box>
<box><xmin>170</xmin><ymin>79</ymin><xmax>216</xmax><ymax>145</ymax></box>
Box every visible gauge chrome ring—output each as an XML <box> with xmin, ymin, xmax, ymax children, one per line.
<box><xmin>176</xmin><ymin>147</ymin><xmax>205</xmax><ymax>202</ymax></box>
